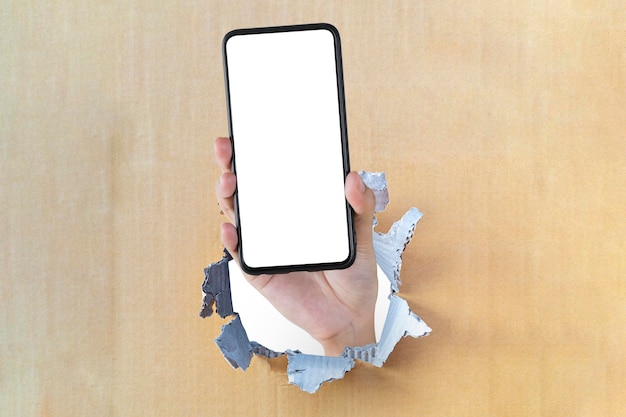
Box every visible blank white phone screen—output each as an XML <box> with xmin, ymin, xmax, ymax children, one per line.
<box><xmin>225</xmin><ymin>27</ymin><xmax>352</xmax><ymax>271</ymax></box>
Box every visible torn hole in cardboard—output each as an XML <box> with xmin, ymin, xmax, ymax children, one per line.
<box><xmin>200</xmin><ymin>171</ymin><xmax>431</xmax><ymax>393</ymax></box>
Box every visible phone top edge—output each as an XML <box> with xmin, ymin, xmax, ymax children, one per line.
<box><xmin>223</xmin><ymin>22</ymin><xmax>340</xmax><ymax>44</ymax></box>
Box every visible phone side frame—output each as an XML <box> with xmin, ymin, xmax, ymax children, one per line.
<box><xmin>221</xmin><ymin>23</ymin><xmax>356</xmax><ymax>275</ymax></box>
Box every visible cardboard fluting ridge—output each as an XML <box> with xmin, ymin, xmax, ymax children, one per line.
<box><xmin>342</xmin><ymin>296</ymin><xmax>431</xmax><ymax>369</ymax></box>
<box><xmin>342</xmin><ymin>343</ymin><xmax>378</xmax><ymax>363</ymax></box>
<box><xmin>372</xmin><ymin>295</ymin><xmax>432</xmax><ymax>367</ymax></box>
<box><xmin>286</xmin><ymin>352</ymin><xmax>356</xmax><ymax>394</ymax></box>
<box><xmin>250</xmin><ymin>341</ymin><xmax>286</xmax><ymax>359</ymax></box>
<box><xmin>201</xmin><ymin>172</ymin><xmax>430</xmax><ymax>393</ymax></box>
<box><xmin>373</xmin><ymin>207</ymin><xmax>423</xmax><ymax>293</ymax></box>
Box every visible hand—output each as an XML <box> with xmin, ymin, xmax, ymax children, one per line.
<box><xmin>214</xmin><ymin>137</ymin><xmax>378</xmax><ymax>356</ymax></box>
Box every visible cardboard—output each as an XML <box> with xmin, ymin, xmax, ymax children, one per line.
<box><xmin>2</xmin><ymin>1</ymin><xmax>625</xmax><ymax>415</ymax></box>
<box><xmin>202</xmin><ymin>172</ymin><xmax>430</xmax><ymax>392</ymax></box>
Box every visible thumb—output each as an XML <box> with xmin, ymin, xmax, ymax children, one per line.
<box><xmin>345</xmin><ymin>171</ymin><xmax>376</xmax><ymax>253</ymax></box>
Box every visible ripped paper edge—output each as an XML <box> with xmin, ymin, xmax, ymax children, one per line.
<box><xmin>201</xmin><ymin>171</ymin><xmax>430</xmax><ymax>393</ymax></box>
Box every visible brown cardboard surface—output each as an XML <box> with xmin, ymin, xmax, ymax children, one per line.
<box><xmin>1</xmin><ymin>1</ymin><xmax>625</xmax><ymax>415</ymax></box>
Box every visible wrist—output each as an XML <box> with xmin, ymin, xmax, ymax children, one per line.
<box><xmin>318</xmin><ymin>314</ymin><xmax>376</xmax><ymax>356</ymax></box>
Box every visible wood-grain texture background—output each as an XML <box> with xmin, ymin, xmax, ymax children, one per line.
<box><xmin>2</xmin><ymin>1</ymin><xmax>625</xmax><ymax>416</ymax></box>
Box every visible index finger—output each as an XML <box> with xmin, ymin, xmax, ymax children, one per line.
<box><xmin>214</xmin><ymin>136</ymin><xmax>233</xmax><ymax>172</ymax></box>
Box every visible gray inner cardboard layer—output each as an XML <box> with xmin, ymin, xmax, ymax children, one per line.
<box><xmin>201</xmin><ymin>171</ymin><xmax>431</xmax><ymax>393</ymax></box>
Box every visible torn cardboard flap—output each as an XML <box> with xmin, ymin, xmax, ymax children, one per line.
<box><xmin>359</xmin><ymin>171</ymin><xmax>390</xmax><ymax>213</ymax></box>
<box><xmin>200</xmin><ymin>249</ymin><xmax>233</xmax><ymax>318</ymax></box>
<box><xmin>286</xmin><ymin>352</ymin><xmax>355</xmax><ymax>394</ymax></box>
<box><xmin>374</xmin><ymin>207</ymin><xmax>423</xmax><ymax>293</ymax></box>
<box><xmin>201</xmin><ymin>171</ymin><xmax>430</xmax><ymax>393</ymax></box>
<box><xmin>215</xmin><ymin>315</ymin><xmax>252</xmax><ymax>370</ymax></box>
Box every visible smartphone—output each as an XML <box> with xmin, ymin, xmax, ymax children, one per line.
<box><xmin>222</xmin><ymin>23</ymin><xmax>355</xmax><ymax>275</ymax></box>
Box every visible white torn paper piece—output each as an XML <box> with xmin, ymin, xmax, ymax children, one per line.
<box><xmin>201</xmin><ymin>171</ymin><xmax>430</xmax><ymax>393</ymax></box>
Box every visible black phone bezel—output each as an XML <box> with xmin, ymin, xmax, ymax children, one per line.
<box><xmin>222</xmin><ymin>23</ymin><xmax>355</xmax><ymax>275</ymax></box>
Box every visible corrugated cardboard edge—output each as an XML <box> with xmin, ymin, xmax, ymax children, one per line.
<box><xmin>201</xmin><ymin>172</ymin><xmax>431</xmax><ymax>393</ymax></box>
